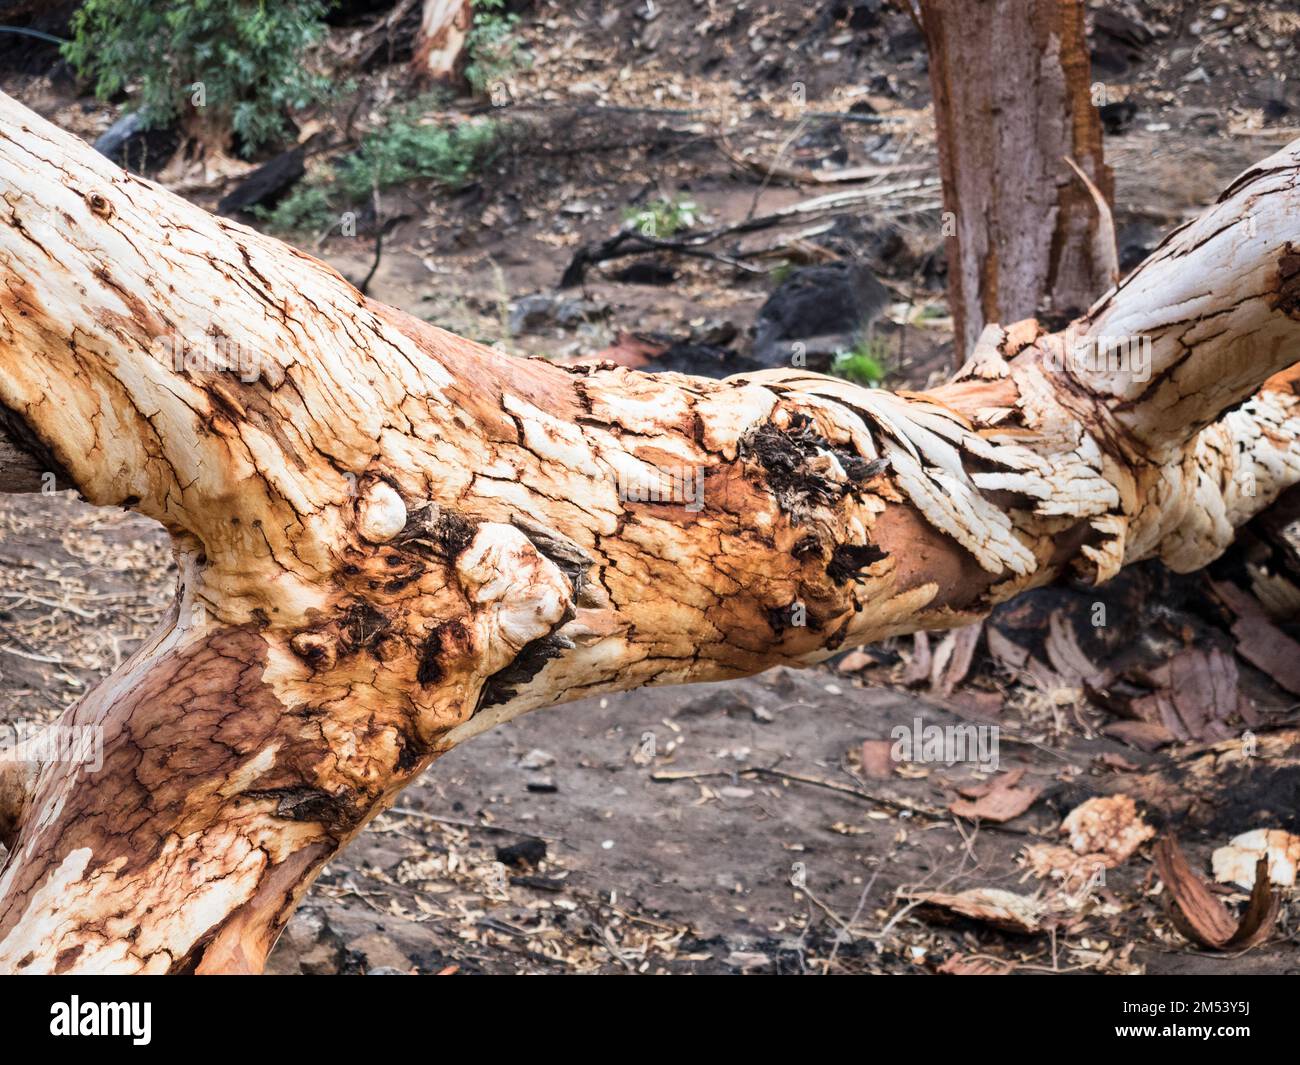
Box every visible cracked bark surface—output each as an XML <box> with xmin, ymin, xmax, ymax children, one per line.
<box><xmin>1</xmin><ymin>92</ymin><xmax>1299</xmax><ymax>972</ymax></box>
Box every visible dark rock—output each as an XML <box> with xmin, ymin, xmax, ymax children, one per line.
<box><xmin>92</xmin><ymin>112</ymin><xmax>180</xmax><ymax>175</ymax></box>
<box><xmin>867</xmin><ymin>73</ymin><xmax>895</xmax><ymax>97</ymax></box>
<box><xmin>796</xmin><ymin>120</ymin><xmax>843</xmax><ymax>150</ymax></box>
<box><xmin>1264</xmin><ymin>98</ymin><xmax>1291</xmax><ymax>122</ymax></box>
<box><xmin>644</xmin><ymin>342</ymin><xmax>767</xmax><ymax>377</ymax></box>
<box><xmin>818</xmin><ymin>0</ymin><xmax>882</xmax><ymax>34</ymax></box>
<box><xmin>847</xmin><ymin>0</ymin><xmax>884</xmax><ymax>31</ymax></box>
<box><xmin>218</xmin><ymin>147</ymin><xmax>305</xmax><ymax>216</ymax></box>
<box><xmin>1099</xmin><ymin>100</ymin><xmax>1138</xmax><ymax>135</ymax></box>
<box><xmin>508</xmin><ymin>294</ymin><xmax>608</xmax><ymax>334</ymax></box>
<box><xmin>614</xmin><ymin>259</ymin><xmax>679</xmax><ymax>286</ymax></box>
<box><xmin>814</xmin><ymin>216</ymin><xmax>910</xmax><ymax>273</ymax></box>
<box><xmin>752</xmin><ymin>262</ymin><xmax>889</xmax><ymax>370</ymax></box>
<box><xmin>496</xmin><ymin>837</ymin><xmax>548</xmax><ymax>868</ymax></box>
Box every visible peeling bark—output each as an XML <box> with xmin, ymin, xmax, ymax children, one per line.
<box><xmin>920</xmin><ymin>0</ymin><xmax>1115</xmax><ymax>355</ymax></box>
<box><xmin>1</xmin><ymin>93</ymin><xmax>1299</xmax><ymax>972</ymax></box>
<box><xmin>411</xmin><ymin>0</ymin><xmax>474</xmax><ymax>86</ymax></box>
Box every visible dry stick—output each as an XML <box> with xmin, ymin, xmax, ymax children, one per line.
<box><xmin>823</xmin><ymin>847</ymin><xmax>892</xmax><ymax>974</ymax></box>
<box><xmin>559</xmin><ymin>178</ymin><xmax>940</xmax><ymax>285</ymax></box>
<box><xmin>653</xmin><ymin>765</ymin><xmax>931</xmax><ymax>821</ymax></box>
<box><xmin>475</xmin><ymin>100</ymin><xmax>903</xmax><ymax>128</ymax></box>
<box><xmin>385</xmin><ymin>806</ymin><xmax>562</xmax><ymax>842</ymax></box>
<box><xmin>745</xmin><ymin>116</ymin><xmax>810</xmax><ymax>220</ymax></box>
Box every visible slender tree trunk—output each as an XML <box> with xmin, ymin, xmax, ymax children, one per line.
<box><xmin>1</xmin><ymin>92</ymin><xmax>1299</xmax><ymax>972</ymax></box>
<box><xmin>919</xmin><ymin>0</ymin><xmax>1116</xmax><ymax>356</ymax></box>
<box><xmin>411</xmin><ymin>0</ymin><xmax>474</xmax><ymax>86</ymax></box>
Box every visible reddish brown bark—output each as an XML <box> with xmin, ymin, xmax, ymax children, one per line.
<box><xmin>920</xmin><ymin>0</ymin><xmax>1115</xmax><ymax>355</ymax></box>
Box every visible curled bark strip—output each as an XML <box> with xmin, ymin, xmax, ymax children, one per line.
<box><xmin>0</xmin><ymin>92</ymin><xmax>1299</xmax><ymax>971</ymax></box>
<box><xmin>1153</xmin><ymin>836</ymin><xmax>1279</xmax><ymax>951</ymax></box>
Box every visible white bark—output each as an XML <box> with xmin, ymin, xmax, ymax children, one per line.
<box><xmin>411</xmin><ymin>0</ymin><xmax>474</xmax><ymax>84</ymax></box>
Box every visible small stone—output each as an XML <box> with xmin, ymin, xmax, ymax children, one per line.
<box><xmin>526</xmin><ymin>776</ymin><xmax>557</xmax><ymax>793</ymax></box>
<box><xmin>752</xmin><ymin>705</ymin><xmax>775</xmax><ymax>724</ymax></box>
<box><xmin>519</xmin><ymin>748</ymin><xmax>556</xmax><ymax>770</ymax></box>
<box><xmin>496</xmin><ymin>837</ymin><xmax>547</xmax><ymax>868</ymax></box>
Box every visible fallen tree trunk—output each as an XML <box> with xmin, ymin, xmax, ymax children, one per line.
<box><xmin>0</xmin><ymin>91</ymin><xmax>1299</xmax><ymax>972</ymax></box>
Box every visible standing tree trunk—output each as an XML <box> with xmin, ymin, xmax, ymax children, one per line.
<box><xmin>919</xmin><ymin>0</ymin><xmax>1116</xmax><ymax>356</ymax></box>
<box><xmin>411</xmin><ymin>0</ymin><xmax>474</xmax><ymax>86</ymax></box>
<box><xmin>1</xmin><ymin>92</ymin><xmax>1299</xmax><ymax>972</ymax></box>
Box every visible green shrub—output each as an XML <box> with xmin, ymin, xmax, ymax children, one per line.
<box><xmin>830</xmin><ymin>339</ymin><xmax>889</xmax><ymax>387</ymax></box>
<box><xmin>336</xmin><ymin>100</ymin><xmax>502</xmax><ymax>201</ymax></box>
<box><xmin>622</xmin><ymin>196</ymin><xmax>700</xmax><ymax>239</ymax></box>
<box><xmin>465</xmin><ymin>0</ymin><xmax>531</xmax><ymax>96</ymax></box>
<box><xmin>257</xmin><ymin>99</ymin><xmax>502</xmax><ymax>235</ymax></box>
<box><xmin>63</xmin><ymin>0</ymin><xmax>332</xmax><ymax>151</ymax></box>
<box><xmin>253</xmin><ymin>181</ymin><xmax>334</xmax><ymax>234</ymax></box>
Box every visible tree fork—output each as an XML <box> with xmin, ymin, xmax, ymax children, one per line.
<box><xmin>1</xmin><ymin>94</ymin><xmax>1299</xmax><ymax>972</ymax></box>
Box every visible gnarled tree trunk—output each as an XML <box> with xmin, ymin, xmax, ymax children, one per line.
<box><xmin>0</xmin><ymin>92</ymin><xmax>1299</xmax><ymax>972</ymax></box>
<box><xmin>919</xmin><ymin>0</ymin><xmax>1116</xmax><ymax>356</ymax></box>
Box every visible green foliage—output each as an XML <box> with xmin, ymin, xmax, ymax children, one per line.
<box><xmin>768</xmin><ymin>260</ymin><xmax>795</xmax><ymax>286</ymax></box>
<box><xmin>63</xmin><ymin>0</ymin><xmax>332</xmax><ymax>151</ymax></box>
<box><xmin>623</xmin><ymin>196</ymin><xmax>700</xmax><ymax>239</ymax></box>
<box><xmin>257</xmin><ymin>99</ymin><xmax>502</xmax><ymax>235</ymax></box>
<box><xmin>830</xmin><ymin>339</ymin><xmax>889</xmax><ymax>388</ymax></box>
<box><xmin>465</xmin><ymin>0</ymin><xmax>531</xmax><ymax>96</ymax></box>
<box><xmin>252</xmin><ymin>181</ymin><xmax>334</xmax><ymax>234</ymax></box>
<box><xmin>336</xmin><ymin>98</ymin><xmax>501</xmax><ymax>201</ymax></box>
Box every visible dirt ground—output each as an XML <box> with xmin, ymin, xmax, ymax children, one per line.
<box><xmin>3</xmin><ymin>0</ymin><xmax>1300</xmax><ymax>973</ymax></box>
